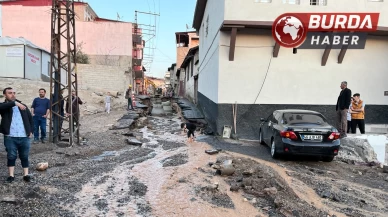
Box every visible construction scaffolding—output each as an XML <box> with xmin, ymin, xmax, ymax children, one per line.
<box><xmin>49</xmin><ymin>0</ymin><xmax>79</xmax><ymax>146</ymax></box>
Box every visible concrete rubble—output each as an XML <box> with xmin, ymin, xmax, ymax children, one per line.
<box><xmin>337</xmin><ymin>134</ymin><xmax>388</xmax><ymax>166</ymax></box>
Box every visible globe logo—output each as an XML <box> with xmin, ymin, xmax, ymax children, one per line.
<box><xmin>273</xmin><ymin>15</ymin><xmax>307</xmax><ymax>48</ymax></box>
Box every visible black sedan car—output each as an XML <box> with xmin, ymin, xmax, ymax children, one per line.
<box><xmin>259</xmin><ymin>109</ymin><xmax>340</xmax><ymax>162</ymax></box>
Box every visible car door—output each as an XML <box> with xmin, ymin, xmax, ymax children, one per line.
<box><xmin>264</xmin><ymin>113</ymin><xmax>278</xmax><ymax>144</ymax></box>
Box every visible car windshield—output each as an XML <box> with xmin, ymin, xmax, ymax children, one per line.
<box><xmin>282</xmin><ymin>113</ymin><xmax>326</xmax><ymax>125</ymax></box>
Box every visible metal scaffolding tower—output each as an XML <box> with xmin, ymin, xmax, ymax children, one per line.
<box><xmin>49</xmin><ymin>0</ymin><xmax>79</xmax><ymax>146</ymax></box>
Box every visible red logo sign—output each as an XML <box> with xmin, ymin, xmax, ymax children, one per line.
<box><xmin>272</xmin><ymin>13</ymin><xmax>380</xmax><ymax>48</ymax></box>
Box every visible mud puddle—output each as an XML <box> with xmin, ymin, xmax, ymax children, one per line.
<box><xmin>128</xmin><ymin>117</ymin><xmax>263</xmax><ymax>217</ymax></box>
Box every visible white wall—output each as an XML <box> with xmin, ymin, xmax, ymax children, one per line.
<box><xmin>41</xmin><ymin>51</ymin><xmax>50</xmax><ymax>77</ymax></box>
<box><xmin>218</xmin><ymin>29</ymin><xmax>388</xmax><ymax>105</ymax></box>
<box><xmin>25</xmin><ymin>46</ymin><xmax>42</xmax><ymax>81</ymax></box>
<box><xmin>197</xmin><ymin>0</ymin><xmax>224</xmax><ymax>104</ymax></box>
<box><xmin>0</xmin><ymin>45</ymin><xmax>24</xmax><ymax>78</ymax></box>
<box><xmin>224</xmin><ymin>0</ymin><xmax>388</xmax><ymax>27</ymax></box>
<box><xmin>185</xmin><ymin>51</ymin><xmax>200</xmax><ymax>102</ymax></box>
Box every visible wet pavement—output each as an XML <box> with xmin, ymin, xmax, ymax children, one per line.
<box><xmin>0</xmin><ymin>103</ymin><xmax>387</xmax><ymax>216</ymax></box>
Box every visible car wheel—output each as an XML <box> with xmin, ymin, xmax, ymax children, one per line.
<box><xmin>322</xmin><ymin>156</ymin><xmax>334</xmax><ymax>162</ymax></box>
<box><xmin>259</xmin><ymin>130</ymin><xmax>265</xmax><ymax>145</ymax></box>
<box><xmin>270</xmin><ymin>139</ymin><xmax>279</xmax><ymax>159</ymax></box>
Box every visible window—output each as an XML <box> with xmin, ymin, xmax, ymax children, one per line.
<box><xmin>191</xmin><ymin>60</ymin><xmax>194</xmax><ymax>77</ymax></box>
<box><xmin>255</xmin><ymin>0</ymin><xmax>272</xmax><ymax>2</ymax></box>
<box><xmin>310</xmin><ymin>0</ymin><xmax>327</xmax><ymax>5</ymax></box>
<box><xmin>282</xmin><ymin>113</ymin><xmax>327</xmax><ymax>125</ymax></box>
<box><xmin>283</xmin><ymin>0</ymin><xmax>300</xmax><ymax>4</ymax></box>
<box><xmin>267</xmin><ymin>114</ymin><xmax>277</xmax><ymax>124</ymax></box>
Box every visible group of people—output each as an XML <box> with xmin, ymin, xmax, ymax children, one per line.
<box><xmin>0</xmin><ymin>87</ymin><xmax>83</xmax><ymax>183</ymax></box>
<box><xmin>336</xmin><ymin>81</ymin><xmax>365</xmax><ymax>138</ymax></box>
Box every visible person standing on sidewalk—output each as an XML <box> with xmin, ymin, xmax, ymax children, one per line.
<box><xmin>350</xmin><ymin>93</ymin><xmax>365</xmax><ymax>134</ymax></box>
<box><xmin>0</xmin><ymin>87</ymin><xmax>34</xmax><ymax>183</ymax></box>
<box><xmin>125</xmin><ymin>85</ymin><xmax>134</xmax><ymax>110</ymax></box>
<box><xmin>31</xmin><ymin>88</ymin><xmax>50</xmax><ymax>143</ymax></box>
<box><xmin>105</xmin><ymin>92</ymin><xmax>112</xmax><ymax>114</ymax></box>
<box><xmin>336</xmin><ymin>81</ymin><xmax>351</xmax><ymax>138</ymax></box>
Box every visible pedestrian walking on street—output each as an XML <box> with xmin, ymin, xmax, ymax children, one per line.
<box><xmin>65</xmin><ymin>90</ymin><xmax>83</xmax><ymax>131</ymax></box>
<box><xmin>125</xmin><ymin>85</ymin><xmax>134</xmax><ymax>110</ymax></box>
<box><xmin>0</xmin><ymin>87</ymin><xmax>34</xmax><ymax>183</ymax></box>
<box><xmin>181</xmin><ymin>122</ymin><xmax>196</xmax><ymax>142</ymax></box>
<box><xmin>350</xmin><ymin>93</ymin><xmax>366</xmax><ymax>134</ymax></box>
<box><xmin>105</xmin><ymin>92</ymin><xmax>111</xmax><ymax>114</ymax></box>
<box><xmin>31</xmin><ymin>88</ymin><xmax>50</xmax><ymax>143</ymax></box>
<box><xmin>336</xmin><ymin>81</ymin><xmax>352</xmax><ymax>138</ymax></box>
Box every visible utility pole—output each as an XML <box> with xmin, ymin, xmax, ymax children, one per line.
<box><xmin>49</xmin><ymin>0</ymin><xmax>79</xmax><ymax>147</ymax></box>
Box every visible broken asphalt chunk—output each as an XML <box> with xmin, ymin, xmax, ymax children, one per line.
<box><xmin>205</xmin><ymin>150</ymin><xmax>219</xmax><ymax>155</ymax></box>
<box><xmin>126</xmin><ymin>138</ymin><xmax>142</xmax><ymax>146</ymax></box>
<box><xmin>122</xmin><ymin>132</ymin><xmax>134</xmax><ymax>137</ymax></box>
<box><xmin>217</xmin><ymin>160</ymin><xmax>235</xmax><ymax>176</ymax></box>
<box><xmin>0</xmin><ymin>195</ymin><xmax>23</xmax><ymax>205</ymax></box>
<box><xmin>263</xmin><ymin>187</ymin><xmax>278</xmax><ymax>195</ymax></box>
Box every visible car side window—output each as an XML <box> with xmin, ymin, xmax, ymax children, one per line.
<box><xmin>267</xmin><ymin>114</ymin><xmax>277</xmax><ymax>124</ymax></box>
<box><xmin>273</xmin><ymin>111</ymin><xmax>282</xmax><ymax>122</ymax></box>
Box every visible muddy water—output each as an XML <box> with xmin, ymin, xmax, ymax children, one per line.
<box><xmin>131</xmin><ymin>123</ymin><xmax>262</xmax><ymax>217</ymax></box>
<box><xmin>65</xmin><ymin>116</ymin><xmax>263</xmax><ymax>216</ymax></box>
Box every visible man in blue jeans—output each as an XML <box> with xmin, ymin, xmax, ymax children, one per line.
<box><xmin>31</xmin><ymin>88</ymin><xmax>50</xmax><ymax>143</ymax></box>
<box><xmin>0</xmin><ymin>87</ymin><xmax>34</xmax><ymax>183</ymax></box>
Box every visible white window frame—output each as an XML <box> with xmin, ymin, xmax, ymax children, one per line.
<box><xmin>254</xmin><ymin>0</ymin><xmax>272</xmax><ymax>3</ymax></box>
<box><xmin>283</xmin><ymin>0</ymin><xmax>300</xmax><ymax>4</ymax></box>
<box><xmin>310</xmin><ymin>0</ymin><xmax>327</xmax><ymax>6</ymax></box>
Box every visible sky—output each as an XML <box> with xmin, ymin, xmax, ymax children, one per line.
<box><xmin>86</xmin><ymin>0</ymin><xmax>197</xmax><ymax>78</ymax></box>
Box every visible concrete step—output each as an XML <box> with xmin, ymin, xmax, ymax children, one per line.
<box><xmin>163</xmin><ymin>106</ymin><xmax>173</xmax><ymax>112</ymax></box>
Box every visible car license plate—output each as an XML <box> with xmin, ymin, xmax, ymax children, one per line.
<box><xmin>302</xmin><ymin>135</ymin><xmax>322</xmax><ymax>141</ymax></box>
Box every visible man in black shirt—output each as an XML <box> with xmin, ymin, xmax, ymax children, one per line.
<box><xmin>181</xmin><ymin>122</ymin><xmax>196</xmax><ymax>142</ymax></box>
<box><xmin>336</xmin><ymin>81</ymin><xmax>352</xmax><ymax>138</ymax></box>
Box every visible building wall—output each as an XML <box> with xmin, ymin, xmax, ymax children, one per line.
<box><xmin>224</xmin><ymin>0</ymin><xmax>388</xmax><ymax>27</ymax></box>
<box><xmin>0</xmin><ymin>45</ymin><xmax>24</xmax><ymax>78</ymax></box>
<box><xmin>1</xmin><ymin>5</ymin><xmax>132</xmax><ymax>57</ymax></box>
<box><xmin>197</xmin><ymin>0</ymin><xmax>224</xmax><ymax>104</ymax></box>
<box><xmin>76</xmin><ymin>64</ymin><xmax>131</xmax><ymax>93</ymax></box>
<box><xmin>185</xmin><ymin>53</ymin><xmax>199</xmax><ymax>103</ymax></box>
<box><xmin>218</xmin><ymin>29</ymin><xmax>388</xmax><ymax>105</ymax></box>
<box><xmin>88</xmin><ymin>55</ymin><xmax>131</xmax><ymax>68</ymax></box>
<box><xmin>24</xmin><ymin>46</ymin><xmax>42</xmax><ymax>81</ymax></box>
<box><xmin>1</xmin><ymin>5</ymin><xmax>51</xmax><ymax>51</ymax></box>
<box><xmin>203</xmin><ymin>29</ymin><xmax>388</xmax><ymax>139</ymax></box>
<box><xmin>76</xmin><ymin>21</ymin><xmax>132</xmax><ymax>56</ymax></box>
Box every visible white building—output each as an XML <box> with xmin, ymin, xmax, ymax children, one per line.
<box><xmin>168</xmin><ymin>63</ymin><xmax>178</xmax><ymax>95</ymax></box>
<box><xmin>0</xmin><ymin>37</ymin><xmax>51</xmax><ymax>81</ymax></box>
<box><xmin>192</xmin><ymin>0</ymin><xmax>388</xmax><ymax>139</ymax></box>
<box><xmin>164</xmin><ymin>71</ymin><xmax>171</xmax><ymax>90</ymax></box>
<box><xmin>180</xmin><ymin>46</ymin><xmax>199</xmax><ymax>104</ymax></box>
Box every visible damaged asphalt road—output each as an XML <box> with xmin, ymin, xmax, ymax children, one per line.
<box><xmin>0</xmin><ymin>110</ymin><xmax>387</xmax><ymax>217</ymax></box>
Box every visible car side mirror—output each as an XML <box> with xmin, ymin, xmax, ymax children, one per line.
<box><xmin>260</xmin><ymin>118</ymin><xmax>265</xmax><ymax>122</ymax></box>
